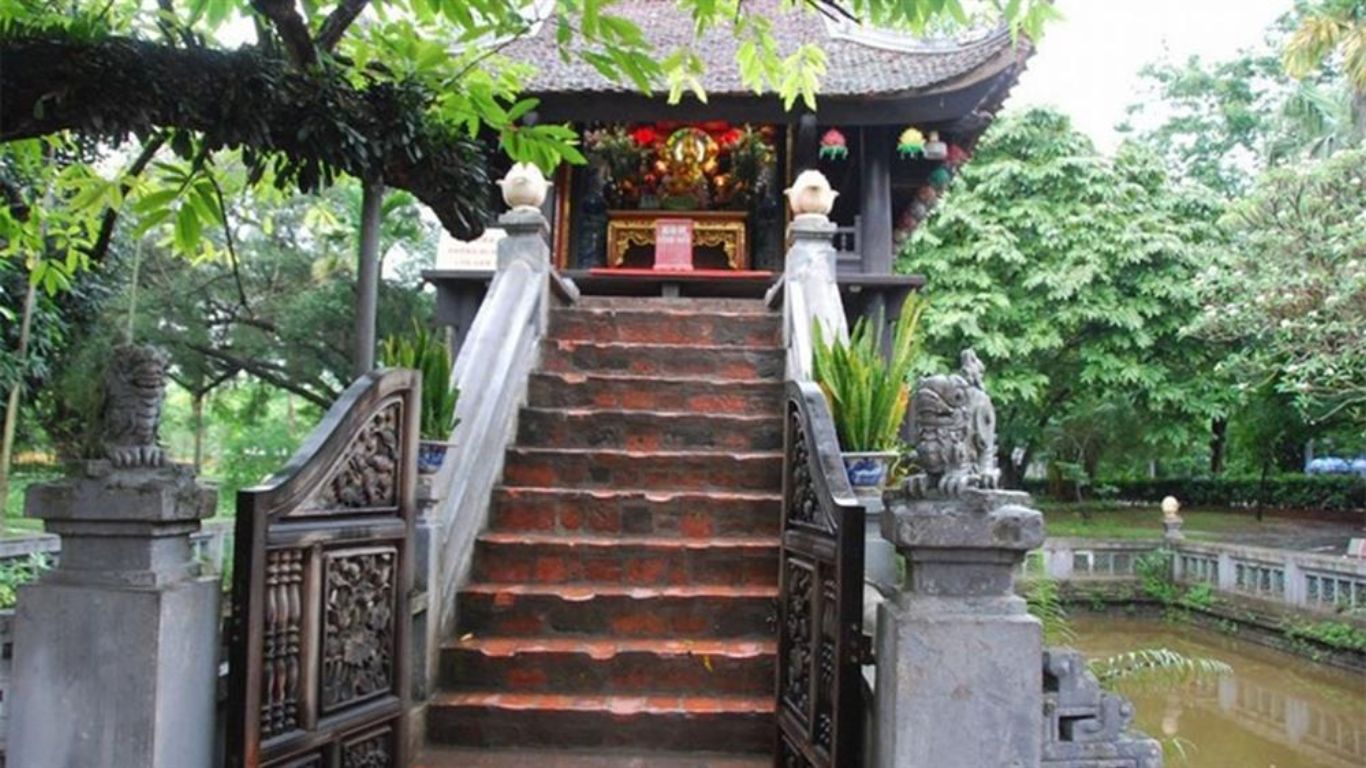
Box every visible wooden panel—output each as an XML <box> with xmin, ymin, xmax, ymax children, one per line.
<box><xmin>775</xmin><ymin>382</ymin><xmax>866</xmax><ymax>768</ymax></box>
<box><xmin>227</xmin><ymin>370</ymin><xmax>419</xmax><ymax>768</ymax></box>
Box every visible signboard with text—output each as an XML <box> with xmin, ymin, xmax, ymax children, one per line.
<box><xmin>437</xmin><ymin>227</ymin><xmax>504</xmax><ymax>271</ymax></box>
<box><xmin>653</xmin><ymin>218</ymin><xmax>694</xmax><ymax>272</ymax></box>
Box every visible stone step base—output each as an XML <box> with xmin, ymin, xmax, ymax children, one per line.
<box><xmin>516</xmin><ymin>408</ymin><xmax>783</xmax><ymax>452</ymax></box>
<box><xmin>548</xmin><ymin>308</ymin><xmax>781</xmax><ymax>347</ymax></box>
<box><xmin>539</xmin><ymin>340</ymin><xmax>784</xmax><ymax>381</ymax></box>
<box><xmin>489</xmin><ymin>488</ymin><xmax>782</xmax><ymax>539</ymax></box>
<box><xmin>500</xmin><ymin>448</ymin><xmax>783</xmax><ymax>493</ymax></box>
<box><xmin>415</xmin><ymin>747</ymin><xmax>770</xmax><ymax>768</ymax></box>
<box><xmin>527</xmin><ymin>373</ymin><xmax>784</xmax><ymax>414</ymax></box>
<box><xmin>472</xmin><ymin>533</ymin><xmax>780</xmax><ymax>587</ymax></box>
<box><xmin>425</xmin><ymin>692</ymin><xmax>774</xmax><ymax>752</ymax></box>
<box><xmin>457</xmin><ymin>583</ymin><xmax>776</xmax><ymax>638</ymax></box>
<box><xmin>439</xmin><ymin>636</ymin><xmax>776</xmax><ymax>696</ymax></box>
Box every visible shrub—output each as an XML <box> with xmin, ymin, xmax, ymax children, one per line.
<box><xmin>1026</xmin><ymin>475</ymin><xmax>1365</xmax><ymax>511</ymax></box>
<box><xmin>380</xmin><ymin>322</ymin><xmax>459</xmax><ymax>441</ymax></box>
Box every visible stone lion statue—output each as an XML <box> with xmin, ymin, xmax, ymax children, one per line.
<box><xmin>906</xmin><ymin>349</ymin><xmax>999</xmax><ymax>496</ymax></box>
<box><xmin>101</xmin><ymin>344</ymin><xmax>170</xmax><ymax>468</ymax></box>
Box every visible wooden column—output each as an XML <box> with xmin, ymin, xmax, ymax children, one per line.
<box><xmin>859</xmin><ymin>125</ymin><xmax>895</xmax><ymax>275</ymax></box>
<box><xmin>794</xmin><ymin>113</ymin><xmax>820</xmax><ymax>171</ymax></box>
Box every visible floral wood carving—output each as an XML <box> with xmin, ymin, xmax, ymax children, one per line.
<box><xmin>342</xmin><ymin>725</ymin><xmax>394</xmax><ymax>768</ymax></box>
<box><xmin>782</xmin><ymin>559</ymin><xmax>814</xmax><ymax>725</ymax></box>
<box><xmin>321</xmin><ymin>548</ymin><xmax>396</xmax><ymax>712</ymax></box>
<box><xmin>298</xmin><ymin>402</ymin><xmax>402</xmax><ymax>514</ymax></box>
<box><xmin>787</xmin><ymin>413</ymin><xmax>833</xmax><ymax>534</ymax></box>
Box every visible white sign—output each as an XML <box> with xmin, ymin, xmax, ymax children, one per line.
<box><xmin>437</xmin><ymin>227</ymin><xmax>504</xmax><ymax>271</ymax></box>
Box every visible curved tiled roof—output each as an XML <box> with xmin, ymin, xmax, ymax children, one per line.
<box><xmin>501</xmin><ymin>0</ymin><xmax>1022</xmax><ymax>98</ymax></box>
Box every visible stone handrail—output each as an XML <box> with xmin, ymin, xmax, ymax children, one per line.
<box><xmin>777</xmin><ymin>213</ymin><xmax>850</xmax><ymax>381</ymax></box>
<box><xmin>1030</xmin><ymin>537</ymin><xmax>1366</xmax><ymax>614</ymax></box>
<box><xmin>427</xmin><ymin>207</ymin><xmax>570</xmax><ymax>640</ymax></box>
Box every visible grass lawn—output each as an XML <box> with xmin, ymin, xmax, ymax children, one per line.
<box><xmin>1040</xmin><ymin>502</ymin><xmax>1282</xmax><ymax>541</ymax></box>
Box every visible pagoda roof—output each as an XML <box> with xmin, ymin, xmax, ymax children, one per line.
<box><xmin>501</xmin><ymin>0</ymin><xmax>1030</xmax><ymax>124</ymax></box>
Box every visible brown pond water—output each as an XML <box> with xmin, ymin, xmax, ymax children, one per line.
<box><xmin>1072</xmin><ymin>615</ymin><xmax>1366</xmax><ymax>768</ymax></box>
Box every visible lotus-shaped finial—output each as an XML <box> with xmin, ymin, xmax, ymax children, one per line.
<box><xmin>497</xmin><ymin>162</ymin><xmax>551</xmax><ymax>210</ymax></box>
<box><xmin>784</xmin><ymin>169</ymin><xmax>838</xmax><ymax>217</ymax></box>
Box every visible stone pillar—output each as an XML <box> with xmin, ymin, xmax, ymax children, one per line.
<box><xmin>9</xmin><ymin>345</ymin><xmax>220</xmax><ymax>768</ymax></box>
<box><xmin>858</xmin><ymin>125</ymin><xmax>895</xmax><ymax>274</ymax></box>
<box><xmin>1161</xmin><ymin>496</ymin><xmax>1184</xmax><ymax>543</ymax></box>
<box><xmin>875</xmin><ymin>487</ymin><xmax>1045</xmax><ymax>768</ymax></box>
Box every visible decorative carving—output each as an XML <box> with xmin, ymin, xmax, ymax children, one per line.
<box><xmin>813</xmin><ymin>576</ymin><xmax>838</xmax><ymax>752</ymax></box>
<box><xmin>781</xmin><ymin>736</ymin><xmax>815</xmax><ymax>768</ymax></box>
<box><xmin>781</xmin><ymin>559</ymin><xmax>814</xmax><ymax>725</ymax></box>
<box><xmin>1042</xmin><ymin>648</ymin><xmax>1163</xmax><ymax>767</ymax></box>
<box><xmin>321</xmin><ymin>548</ymin><xmax>396</xmax><ymax>712</ymax></box>
<box><xmin>787</xmin><ymin>414</ymin><xmax>832</xmax><ymax>533</ymax></box>
<box><xmin>101</xmin><ymin>344</ymin><xmax>170</xmax><ymax>467</ymax></box>
<box><xmin>342</xmin><ymin>725</ymin><xmax>394</xmax><ymax>768</ymax></box>
<box><xmin>261</xmin><ymin>549</ymin><xmax>304</xmax><ymax>739</ymax></box>
<box><xmin>606</xmin><ymin>210</ymin><xmax>748</xmax><ymax>269</ymax></box>
<box><xmin>906</xmin><ymin>349</ymin><xmax>1000</xmax><ymax>496</ymax></box>
<box><xmin>301</xmin><ymin>402</ymin><xmax>402</xmax><ymax>514</ymax></box>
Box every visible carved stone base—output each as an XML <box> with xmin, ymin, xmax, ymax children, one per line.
<box><xmin>1042</xmin><ymin>649</ymin><xmax>1163</xmax><ymax>768</ymax></box>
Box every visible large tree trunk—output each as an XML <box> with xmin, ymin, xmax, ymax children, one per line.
<box><xmin>0</xmin><ymin>280</ymin><xmax>38</xmax><ymax>510</ymax></box>
<box><xmin>0</xmin><ymin>36</ymin><xmax>489</xmax><ymax>241</ymax></box>
<box><xmin>353</xmin><ymin>179</ymin><xmax>384</xmax><ymax>377</ymax></box>
<box><xmin>1209</xmin><ymin>417</ymin><xmax>1228</xmax><ymax>476</ymax></box>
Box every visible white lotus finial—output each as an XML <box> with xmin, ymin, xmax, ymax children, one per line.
<box><xmin>1161</xmin><ymin>496</ymin><xmax>1181</xmax><ymax>520</ymax></box>
<box><xmin>784</xmin><ymin>169</ymin><xmax>838</xmax><ymax>217</ymax></box>
<box><xmin>498</xmin><ymin>162</ymin><xmax>551</xmax><ymax>210</ymax></box>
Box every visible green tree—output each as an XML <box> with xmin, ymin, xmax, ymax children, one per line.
<box><xmin>898</xmin><ymin>108</ymin><xmax>1228</xmax><ymax>486</ymax></box>
<box><xmin>1283</xmin><ymin>0</ymin><xmax>1366</xmax><ymax>135</ymax></box>
<box><xmin>1188</xmin><ymin>147</ymin><xmax>1366</xmax><ymax>424</ymax></box>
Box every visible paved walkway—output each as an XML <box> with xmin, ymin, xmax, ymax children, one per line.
<box><xmin>1207</xmin><ymin>515</ymin><xmax>1365</xmax><ymax>553</ymax></box>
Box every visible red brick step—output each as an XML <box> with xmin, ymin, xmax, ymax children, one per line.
<box><xmin>501</xmin><ymin>448</ymin><xmax>783</xmax><ymax>492</ymax></box>
<box><xmin>539</xmin><ymin>341</ymin><xmax>783</xmax><ymax>380</ymax></box>
<box><xmin>472</xmin><ymin>533</ymin><xmax>779</xmax><ymax>587</ymax></box>
<box><xmin>439</xmin><ymin>637</ymin><xmax>776</xmax><ymax>696</ymax></box>
<box><xmin>527</xmin><ymin>372</ymin><xmax>784</xmax><ymax>414</ymax></box>
<box><xmin>488</xmin><ymin>488</ymin><xmax>781</xmax><ymax>538</ymax></box>
<box><xmin>549</xmin><ymin>308</ymin><xmax>780</xmax><ymax>347</ymax></box>
<box><xmin>516</xmin><ymin>408</ymin><xmax>783</xmax><ymax>452</ymax></box>
<box><xmin>425</xmin><ymin>692</ymin><xmax>775</xmax><ymax>753</ymax></box>
<box><xmin>457</xmin><ymin>583</ymin><xmax>776</xmax><ymax>638</ymax></box>
<box><xmin>416</xmin><ymin>746</ymin><xmax>770</xmax><ymax>768</ymax></box>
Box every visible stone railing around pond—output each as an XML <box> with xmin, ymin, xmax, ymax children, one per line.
<box><xmin>1030</xmin><ymin>537</ymin><xmax>1366</xmax><ymax>615</ymax></box>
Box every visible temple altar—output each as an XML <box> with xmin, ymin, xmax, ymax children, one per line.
<box><xmin>606</xmin><ymin>210</ymin><xmax>749</xmax><ymax>270</ymax></box>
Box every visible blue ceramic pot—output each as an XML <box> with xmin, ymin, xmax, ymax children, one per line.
<box><xmin>842</xmin><ymin>452</ymin><xmax>897</xmax><ymax>495</ymax></box>
<box><xmin>417</xmin><ymin>442</ymin><xmax>450</xmax><ymax>474</ymax></box>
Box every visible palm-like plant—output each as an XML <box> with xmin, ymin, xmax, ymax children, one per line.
<box><xmin>1283</xmin><ymin>0</ymin><xmax>1365</xmax><ymax>138</ymax></box>
<box><xmin>811</xmin><ymin>295</ymin><xmax>926</xmax><ymax>453</ymax></box>
<box><xmin>380</xmin><ymin>322</ymin><xmax>459</xmax><ymax>441</ymax></box>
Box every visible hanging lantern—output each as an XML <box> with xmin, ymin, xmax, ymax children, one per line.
<box><xmin>897</xmin><ymin>127</ymin><xmax>925</xmax><ymax>158</ymax></box>
<box><xmin>923</xmin><ymin>131</ymin><xmax>948</xmax><ymax>160</ymax></box>
<box><xmin>819</xmin><ymin>128</ymin><xmax>849</xmax><ymax>161</ymax></box>
<box><xmin>946</xmin><ymin>144</ymin><xmax>970</xmax><ymax>167</ymax></box>
<box><xmin>928</xmin><ymin>165</ymin><xmax>953</xmax><ymax>190</ymax></box>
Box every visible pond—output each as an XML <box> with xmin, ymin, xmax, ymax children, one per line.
<box><xmin>1073</xmin><ymin>615</ymin><xmax>1366</xmax><ymax>768</ymax></box>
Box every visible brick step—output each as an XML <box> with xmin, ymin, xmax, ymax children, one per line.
<box><xmin>527</xmin><ymin>373</ymin><xmax>783</xmax><ymax>415</ymax></box>
<box><xmin>458</xmin><ymin>583</ymin><xmax>776</xmax><ymax>638</ymax></box>
<box><xmin>501</xmin><ymin>448</ymin><xmax>783</xmax><ymax>492</ymax></box>
<box><xmin>549</xmin><ymin>308</ymin><xmax>780</xmax><ymax>346</ymax></box>
<box><xmin>416</xmin><ymin>746</ymin><xmax>770</xmax><ymax>768</ymax></box>
<box><xmin>489</xmin><ymin>488</ymin><xmax>781</xmax><ymax>538</ymax></box>
<box><xmin>516</xmin><ymin>408</ymin><xmax>783</xmax><ymax>452</ymax></box>
<box><xmin>439</xmin><ymin>637</ymin><xmax>776</xmax><ymax>696</ymax></box>
<box><xmin>576</xmin><ymin>297</ymin><xmax>773</xmax><ymax>314</ymax></box>
<box><xmin>426</xmin><ymin>692</ymin><xmax>774</xmax><ymax>752</ymax></box>
<box><xmin>472</xmin><ymin>533</ymin><xmax>779</xmax><ymax>587</ymax></box>
<box><xmin>540</xmin><ymin>341</ymin><xmax>783</xmax><ymax>381</ymax></box>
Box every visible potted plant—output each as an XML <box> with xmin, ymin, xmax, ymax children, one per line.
<box><xmin>381</xmin><ymin>322</ymin><xmax>460</xmax><ymax>474</ymax></box>
<box><xmin>811</xmin><ymin>295</ymin><xmax>925</xmax><ymax>495</ymax></box>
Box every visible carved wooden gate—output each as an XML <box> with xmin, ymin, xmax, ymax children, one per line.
<box><xmin>775</xmin><ymin>381</ymin><xmax>868</xmax><ymax>768</ymax></box>
<box><xmin>227</xmin><ymin>370</ymin><xmax>419</xmax><ymax>768</ymax></box>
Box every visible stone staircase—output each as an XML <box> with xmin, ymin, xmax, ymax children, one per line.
<box><xmin>421</xmin><ymin>297</ymin><xmax>785</xmax><ymax>766</ymax></box>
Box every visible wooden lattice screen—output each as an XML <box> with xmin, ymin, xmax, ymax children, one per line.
<box><xmin>775</xmin><ymin>381</ymin><xmax>867</xmax><ymax>768</ymax></box>
<box><xmin>226</xmin><ymin>369</ymin><xmax>419</xmax><ymax>768</ymax></box>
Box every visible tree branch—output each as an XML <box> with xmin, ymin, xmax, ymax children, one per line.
<box><xmin>1</xmin><ymin>35</ymin><xmax>491</xmax><ymax>240</ymax></box>
<box><xmin>317</xmin><ymin>0</ymin><xmax>369</xmax><ymax>52</ymax></box>
<box><xmin>182</xmin><ymin>341</ymin><xmax>336</xmax><ymax>407</ymax></box>
<box><xmin>250</xmin><ymin>0</ymin><xmax>317</xmax><ymax>67</ymax></box>
<box><xmin>87</xmin><ymin>130</ymin><xmax>167</xmax><ymax>263</ymax></box>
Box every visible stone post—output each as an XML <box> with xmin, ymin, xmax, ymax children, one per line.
<box><xmin>874</xmin><ymin>349</ymin><xmax>1045</xmax><ymax>768</ymax></box>
<box><xmin>1160</xmin><ymin>496</ymin><xmax>1184</xmax><ymax>543</ymax></box>
<box><xmin>9</xmin><ymin>345</ymin><xmax>220</xmax><ymax>768</ymax></box>
<box><xmin>876</xmin><ymin>487</ymin><xmax>1045</xmax><ymax>768</ymax></box>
